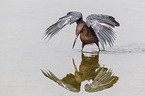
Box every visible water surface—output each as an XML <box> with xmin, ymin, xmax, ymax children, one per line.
<box><xmin>1</xmin><ymin>0</ymin><xmax>145</xmax><ymax>96</ymax></box>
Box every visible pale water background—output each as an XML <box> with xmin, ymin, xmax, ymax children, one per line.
<box><xmin>1</xmin><ymin>0</ymin><xmax>145</xmax><ymax>96</ymax></box>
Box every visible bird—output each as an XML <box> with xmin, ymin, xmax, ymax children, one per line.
<box><xmin>41</xmin><ymin>52</ymin><xmax>119</xmax><ymax>92</ymax></box>
<box><xmin>44</xmin><ymin>11</ymin><xmax>120</xmax><ymax>51</ymax></box>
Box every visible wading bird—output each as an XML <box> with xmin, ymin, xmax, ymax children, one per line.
<box><xmin>44</xmin><ymin>11</ymin><xmax>120</xmax><ymax>51</ymax></box>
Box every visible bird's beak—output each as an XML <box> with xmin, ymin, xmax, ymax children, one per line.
<box><xmin>72</xmin><ymin>35</ymin><xmax>79</xmax><ymax>49</ymax></box>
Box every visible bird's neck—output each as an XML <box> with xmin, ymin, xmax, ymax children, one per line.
<box><xmin>76</xmin><ymin>18</ymin><xmax>83</xmax><ymax>24</ymax></box>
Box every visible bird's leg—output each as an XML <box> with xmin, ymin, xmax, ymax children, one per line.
<box><xmin>81</xmin><ymin>43</ymin><xmax>85</xmax><ymax>51</ymax></box>
<box><xmin>96</xmin><ymin>43</ymin><xmax>100</xmax><ymax>51</ymax></box>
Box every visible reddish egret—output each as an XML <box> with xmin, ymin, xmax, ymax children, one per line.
<box><xmin>44</xmin><ymin>11</ymin><xmax>120</xmax><ymax>51</ymax></box>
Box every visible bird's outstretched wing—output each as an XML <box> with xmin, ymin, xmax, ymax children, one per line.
<box><xmin>44</xmin><ymin>11</ymin><xmax>82</xmax><ymax>40</ymax></box>
<box><xmin>85</xmin><ymin>67</ymin><xmax>119</xmax><ymax>92</ymax></box>
<box><xmin>86</xmin><ymin>14</ymin><xmax>120</xmax><ymax>49</ymax></box>
<box><xmin>41</xmin><ymin>69</ymin><xmax>80</xmax><ymax>92</ymax></box>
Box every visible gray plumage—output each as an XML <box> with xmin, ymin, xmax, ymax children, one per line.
<box><xmin>86</xmin><ymin>14</ymin><xmax>119</xmax><ymax>49</ymax></box>
<box><xmin>44</xmin><ymin>11</ymin><xmax>82</xmax><ymax>40</ymax></box>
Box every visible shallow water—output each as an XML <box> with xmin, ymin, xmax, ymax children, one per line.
<box><xmin>1</xmin><ymin>0</ymin><xmax>145</xmax><ymax>96</ymax></box>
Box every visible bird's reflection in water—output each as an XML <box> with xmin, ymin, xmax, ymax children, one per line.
<box><xmin>41</xmin><ymin>52</ymin><xmax>119</xmax><ymax>92</ymax></box>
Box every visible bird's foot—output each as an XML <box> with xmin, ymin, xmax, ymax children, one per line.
<box><xmin>99</xmin><ymin>49</ymin><xmax>106</xmax><ymax>52</ymax></box>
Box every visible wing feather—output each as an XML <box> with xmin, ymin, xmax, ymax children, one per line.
<box><xmin>44</xmin><ymin>11</ymin><xmax>82</xmax><ymax>40</ymax></box>
<box><xmin>86</xmin><ymin>14</ymin><xmax>120</xmax><ymax>49</ymax></box>
<box><xmin>41</xmin><ymin>69</ymin><xmax>80</xmax><ymax>92</ymax></box>
<box><xmin>85</xmin><ymin>67</ymin><xmax>119</xmax><ymax>92</ymax></box>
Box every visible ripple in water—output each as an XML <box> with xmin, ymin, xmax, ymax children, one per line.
<box><xmin>101</xmin><ymin>43</ymin><xmax>145</xmax><ymax>54</ymax></box>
